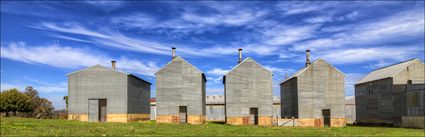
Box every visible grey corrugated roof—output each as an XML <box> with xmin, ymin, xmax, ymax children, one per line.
<box><xmin>155</xmin><ymin>56</ymin><xmax>207</xmax><ymax>82</ymax></box>
<box><xmin>224</xmin><ymin>57</ymin><xmax>273</xmax><ymax>76</ymax></box>
<box><xmin>280</xmin><ymin>58</ymin><xmax>344</xmax><ymax>84</ymax></box>
<box><xmin>355</xmin><ymin>59</ymin><xmax>422</xmax><ymax>85</ymax></box>
<box><xmin>66</xmin><ymin>65</ymin><xmax>151</xmax><ymax>85</ymax></box>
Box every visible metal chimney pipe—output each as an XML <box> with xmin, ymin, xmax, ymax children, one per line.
<box><xmin>238</xmin><ymin>48</ymin><xmax>243</xmax><ymax>64</ymax></box>
<box><xmin>111</xmin><ymin>60</ymin><xmax>116</xmax><ymax>70</ymax></box>
<box><xmin>306</xmin><ymin>49</ymin><xmax>311</xmax><ymax>66</ymax></box>
<box><xmin>172</xmin><ymin>47</ymin><xmax>176</xmax><ymax>59</ymax></box>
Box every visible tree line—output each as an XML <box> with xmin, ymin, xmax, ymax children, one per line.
<box><xmin>0</xmin><ymin>86</ymin><xmax>55</xmax><ymax>118</ymax></box>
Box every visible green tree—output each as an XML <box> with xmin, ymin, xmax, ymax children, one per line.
<box><xmin>23</xmin><ymin>86</ymin><xmax>55</xmax><ymax>119</ymax></box>
<box><xmin>0</xmin><ymin>89</ymin><xmax>33</xmax><ymax>116</ymax></box>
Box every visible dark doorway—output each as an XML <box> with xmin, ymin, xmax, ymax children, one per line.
<box><xmin>179</xmin><ymin>106</ymin><xmax>187</xmax><ymax>123</ymax></box>
<box><xmin>322</xmin><ymin>109</ymin><xmax>331</xmax><ymax>126</ymax></box>
<box><xmin>99</xmin><ymin>99</ymin><xmax>107</xmax><ymax>122</ymax></box>
<box><xmin>250</xmin><ymin>108</ymin><xmax>258</xmax><ymax>125</ymax></box>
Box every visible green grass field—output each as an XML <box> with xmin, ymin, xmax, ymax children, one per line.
<box><xmin>1</xmin><ymin>117</ymin><xmax>424</xmax><ymax>136</ymax></box>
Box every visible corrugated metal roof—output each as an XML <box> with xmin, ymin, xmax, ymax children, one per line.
<box><xmin>355</xmin><ymin>59</ymin><xmax>422</xmax><ymax>85</ymax></box>
<box><xmin>280</xmin><ymin>58</ymin><xmax>344</xmax><ymax>84</ymax></box>
<box><xmin>155</xmin><ymin>56</ymin><xmax>207</xmax><ymax>82</ymax></box>
<box><xmin>66</xmin><ymin>65</ymin><xmax>151</xmax><ymax>84</ymax></box>
<box><xmin>224</xmin><ymin>57</ymin><xmax>273</xmax><ymax>76</ymax></box>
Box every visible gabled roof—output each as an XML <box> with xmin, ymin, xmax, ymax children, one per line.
<box><xmin>155</xmin><ymin>56</ymin><xmax>207</xmax><ymax>82</ymax></box>
<box><xmin>223</xmin><ymin>57</ymin><xmax>272</xmax><ymax>84</ymax></box>
<box><xmin>280</xmin><ymin>58</ymin><xmax>345</xmax><ymax>84</ymax></box>
<box><xmin>224</xmin><ymin>57</ymin><xmax>272</xmax><ymax>76</ymax></box>
<box><xmin>355</xmin><ymin>58</ymin><xmax>423</xmax><ymax>85</ymax></box>
<box><xmin>67</xmin><ymin>65</ymin><xmax>151</xmax><ymax>85</ymax></box>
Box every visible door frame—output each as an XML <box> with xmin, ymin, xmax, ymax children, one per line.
<box><xmin>88</xmin><ymin>98</ymin><xmax>107</xmax><ymax>122</ymax></box>
<box><xmin>179</xmin><ymin>106</ymin><xmax>187</xmax><ymax>123</ymax></box>
<box><xmin>250</xmin><ymin>107</ymin><xmax>259</xmax><ymax>125</ymax></box>
<box><xmin>322</xmin><ymin>109</ymin><xmax>331</xmax><ymax>127</ymax></box>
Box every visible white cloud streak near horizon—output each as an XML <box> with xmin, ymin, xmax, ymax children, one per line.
<box><xmin>1</xmin><ymin>42</ymin><xmax>159</xmax><ymax>77</ymax></box>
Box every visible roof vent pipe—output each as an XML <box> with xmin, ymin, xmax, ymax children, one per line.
<box><xmin>306</xmin><ymin>49</ymin><xmax>311</xmax><ymax>66</ymax></box>
<box><xmin>238</xmin><ymin>48</ymin><xmax>243</xmax><ymax>64</ymax></box>
<box><xmin>171</xmin><ymin>47</ymin><xmax>176</xmax><ymax>59</ymax></box>
<box><xmin>111</xmin><ymin>60</ymin><xmax>116</xmax><ymax>70</ymax></box>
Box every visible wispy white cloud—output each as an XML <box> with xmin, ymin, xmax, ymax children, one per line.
<box><xmin>262</xmin><ymin>25</ymin><xmax>319</xmax><ymax>46</ymax></box>
<box><xmin>293</xmin><ymin>8</ymin><xmax>424</xmax><ymax>52</ymax></box>
<box><xmin>1</xmin><ymin>42</ymin><xmax>159</xmax><ymax>76</ymax></box>
<box><xmin>318</xmin><ymin>46</ymin><xmax>423</xmax><ymax>65</ymax></box>
<box><xmin>207</xmin><ymin>68</ymin><xmax>229</xmax><ymax>76</ymax></box>
<box><xmin>83</xmin><ymin>1</ymin><xmax>127</xmax><ymax>11</ymax></box>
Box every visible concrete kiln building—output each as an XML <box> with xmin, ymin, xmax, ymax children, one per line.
<box><xmin>67</xmin><ymin>61</ymin><xmax>151</xmax><ymax>122</ymax></box>
<box><xmin>223</xmin><ymin>49</ymin><xmax>273</xmax><ymax>125</ymax></box>
<box><xmin>280</xmin><ymin>50</ymin><xmax>346</xmax><ymax>127</ymax></box>
<box><xmin>155</xmin><ymin>47</ymin><xmax>207</xmax><ymax>124</ymax></box>
<box><xmin>355</xmin><ymin>58</ymin><xmax>424</xmax><ymax>128</ymax></box>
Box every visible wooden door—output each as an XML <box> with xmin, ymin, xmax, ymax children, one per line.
<box><xmin>179</xmin><ymin>106</ymin><xmax>187</xmax><ymax>123</ymax></box>
<box><xmin>250</xmin><ymin>108</ymin><xmax>258</xmax><ymax>125</ymax></box>
<box><xmin>88</xmin><ymin>99</ymin><xmax>99</xmax><ymax>122</ymax></box>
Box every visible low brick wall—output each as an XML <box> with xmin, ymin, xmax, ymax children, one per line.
<box><xmin>156</xmin><ymin>115</ymin><xmax>205</xmax><ymax>124</ymax></box>
<box><xmin>402</xmin><ymin>116</ymin><xmax>424</xmax><ymax>129</ymax></box>
<box><xmin>226</xmin><ymin>116</ymin><xmax>249</xmax><ymax>125</ymax></box>
<box><xmin>187</xmin><ymin>115</ymin><xmax>206</xmax><ymax>124</ymax></box>
<box><xmin>278</xmin><ymin>118</ymin><xmax>346</xmax><ymax>127</ymax></box>
<box><xmin>107</xmin><ymin>114</ymin><xmax>150</xmax><ymax>123</ymax></box>
<box><xmin>156</xmin><ymin>115</ymin><xmax>179</xmax><ymax>123</ymax></box>
<box><xmin>226</xmin><ymin>116</ymin><xmax>273</xmax><ymax>126</ymax></box>
<box><xmin>258</xmin><ymin>116</ymin><xmax>273</xmax><ymax>126</ymax></box>
<box><xmin>69</xmin><ymin>114</ymin><xmax>150</xmax><ymax>123</ymax></box>
<box><xmin>68</xmin><ymin>114</ymin><xmax>88</xmax><ymax>121</ymax></box>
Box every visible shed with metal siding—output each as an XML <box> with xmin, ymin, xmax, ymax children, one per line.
<box><xmin>223</xmin><ymin>49</ymin><xmax>273</xmax><ymax>126</ymax></box>
<box><xmin>355</xmin><ymin>58</ymin><xmax>425</xmax><ymax>128</ymax></box>
<box><xmin>155</xmin><ymin>48</ymin><xmax>207</xmax><ymax>124</ymax></box>
<box><xmin>67</xmin><ymin>63</ymin><xmax>151</xmax><ymax>123</ymax></box>
<box><xmin>280</xmin><ymin>50</ymin><xmax>346</xmax><ymax>127</ymax></box>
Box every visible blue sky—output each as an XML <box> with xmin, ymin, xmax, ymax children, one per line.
<box><xmin>1</xmin><ymin>1</ymin><xmax>424</xmax><ymax>110</ymax></box>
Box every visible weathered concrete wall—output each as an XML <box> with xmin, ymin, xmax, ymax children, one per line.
<box><xmin>68</xmin><ymin>65</ymin><xmax>128</xmax><ymax>115</ymax></box>
<box><xmin>127</xmin><ymin>75</ymin><xmax>151</xmax><ymax>115</ymax></box>
<box><xmin>280</xmin><ymin>78</ymin><xmax>298</xmax><ymax>118</ymax></box>
<box><xmin>155</xmin><ymin>56</ymin><xmax>206</xmax><ymax>124</ymax></box>
<box><xmin>297</xmin><ymin>60</ymin><xmax>346</xmax><ymax>120</ymax></box>
<box><xmin>224</xmin><ymin>58</ymin><xmax>273</xmax><ymax>125</ymax></box>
